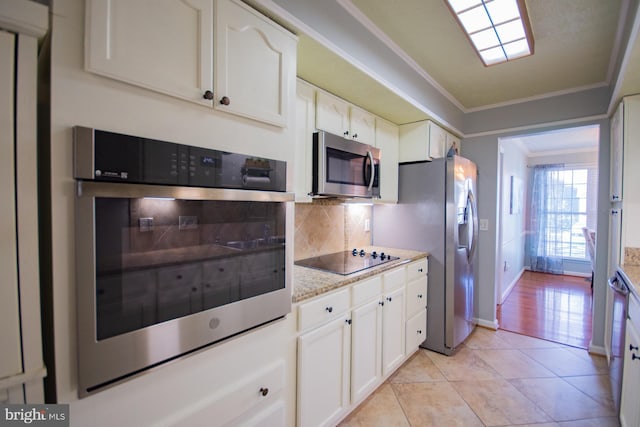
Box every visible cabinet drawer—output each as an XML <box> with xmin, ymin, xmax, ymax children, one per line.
<box><xmin>406</xmin><ymin>276</ymin><xmax>427</xmax><ymax>318</ymax></box>
<box><xmin>298</xmin><ymin>289</ymin><xmax>350</xmax><ymax>331</ymax></box>
<box><xmin>383</xmin><ymin>267</ymin><xmax>406</xmax><ymax>292</ymax></box>
<box><xmin>406</xmin><ymin>309</ymin><xmax>427</xmax><ymax>354</ymax></box>
<box><xmin>352</xmin><ymin>276</ymin><xmax>382</xmax><ymax>307</ymax></box>
<box><xmin>629</xmin><ymin>293</ymin><xmax>640</xmax><ymax>329</ymax></box>
<box><xmin>406</xmin><ymin>258</ymin><xmax>428</xmax><ymax>282</ymax></box>
<box><xmin>173</xmin><ymin>360</ymin><xmax>285</xmax><ymax>427</ymax></box>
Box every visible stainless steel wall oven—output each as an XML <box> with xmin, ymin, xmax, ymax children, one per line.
<box><xmin>73</xmin><ymin>127</ymin><xmax>292</xmax><ymax>396</ymax></box>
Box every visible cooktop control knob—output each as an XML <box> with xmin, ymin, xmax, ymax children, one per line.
<box><xmin>359</xmin><ymin>249</ymin><xmax>366</xmax><ymax>257</ymax></box>
<box><xmin>352</xmin><ymin>248</ymin><xmax>358</xmax><ymax>256</ymax></box>
<box><xmin>372</xmin><ymin>251</ymin><xmax>378</xmax><ymax>258</ymax></box>
<box><xmin>380</xmin><ymin>252</ymin><xmax>386</xmax><ymax>260</ymax></box>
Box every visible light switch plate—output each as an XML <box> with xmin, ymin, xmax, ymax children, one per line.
<box><xmin>479</xmin><ymin>219</ymin><xmax>489</xmax><ymax>231</ymax></box>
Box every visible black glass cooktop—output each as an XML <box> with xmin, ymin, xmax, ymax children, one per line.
<box><xmin>295</xmin><ymin>249</ymin><xmax>400</xmax><ymax>275</ymax></box>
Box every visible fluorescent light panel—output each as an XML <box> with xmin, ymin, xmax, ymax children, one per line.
<box><xmin>446</xmin><ymin>0</ymin><xmax>534</xmax><ymax>66</ymax></box>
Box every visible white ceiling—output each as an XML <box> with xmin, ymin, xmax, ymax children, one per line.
<box><xmin>250</xmin><ymin>0</ymin><xmax>640</xmax><ymax>151</ymax></box>
<box><xmin>503</xmin><ymin>124</ymin><xmax>600</xmax><ymax>156</ymax></box>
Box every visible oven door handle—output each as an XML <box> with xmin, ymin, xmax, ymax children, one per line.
<box><xmin>608</xmin><ymin>275</ymin><xmax>629</xmax><ymax>296</ymax></box>
<box><xmin>366</xmin><ymin>151</ymin><xmax>375</xmax><ymax>192</ymax></box>
<box><xmin>76</xmin><ymin>181</ymin><xmax>294</xmax><ymax>202</ymax></box>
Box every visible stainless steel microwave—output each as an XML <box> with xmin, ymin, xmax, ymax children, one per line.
<box><xmin>312</xmin><ymin>131</ymin><xmax>380</xmax><ymax>198</ymax></box>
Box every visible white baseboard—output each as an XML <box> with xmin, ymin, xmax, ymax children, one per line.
<box><xmin>588</xmin><ymin>343</ymin><xmax>607</xmax><ymax>356</ymax></box>
<box><xmin>475</xmin><ymin>318</ymin><xmax>499</xmax><ymax>330</ymax></box>
<box><xmin>500</xmin><ymin>268</ymin><xmax>525</xmax><ymax>304</ymax></box>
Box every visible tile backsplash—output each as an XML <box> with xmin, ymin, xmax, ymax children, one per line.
<box><xmin>294</xmin><ymin>199</ymin><xmax>372</xmax><ymax>261</ymax></box>
<box><xmin>625</xmin><ymin>247</ymin><xmax>640</xmax><ymax>266</ymax></box>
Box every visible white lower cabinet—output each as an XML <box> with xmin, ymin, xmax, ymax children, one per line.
<box><xmin>297</xmin><ymin>315</ymin><xmax>351</xmax><ymax>427</ymax></box>
<box><xmin>381</xmin><ymin>286</ymin><xmax>406</xmax><ymax>375</ymax></box>
<box><xmin>406</xmin><ymin>309</ymin><xmax>427</xmax><ymax>353</ymax></box>
<box><xmin>296</xmin><ymin>257</ymin><xmax>428</xmax><ymax>425</ymax></box>
<box><xmin>620</xmin><ymin>296</ymin><xmax>640</xmax><ymax>427</ymax></box>
<box><xmin>351</xmin><ymin>298</ymin><xmax>382</xmax><ymax>403</ymax></box>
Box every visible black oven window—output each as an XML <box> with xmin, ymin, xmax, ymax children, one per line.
<box><xmin>94</xmin><ymin>198</ymin><xmax>286</xmax><ymax>340</ymax></box>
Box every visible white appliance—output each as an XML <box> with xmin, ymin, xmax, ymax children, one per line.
<box><xmin>373</xmin><ymin>155</ymin><xmax>478</xmax><ymax>355</ymax></box>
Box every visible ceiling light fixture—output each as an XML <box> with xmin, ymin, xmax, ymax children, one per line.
<box><xmin>445</xmin><ymin>0</ymin><xmax>534</xmax><ymax>66</ymax></box>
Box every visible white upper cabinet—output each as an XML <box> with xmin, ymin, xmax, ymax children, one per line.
<box><xmin>85</xmin><ymin>0</ymin><xmax>296</xmax><ymax>127</ymax></box>
<box><xmin>610</xmin><ymin>101</ymin><xmax>623</xmax><ymax>202</ymax></box>
<box><xmin>316</xmin><ymin>90</ymin><xmax>350</xmax><ymax>138</ymax></box>
<box><xmin>294</xmin><ymin>80</ymin><xmax>315</xmax><ymax>202</ymax></box>
<box><xmin>349</xmin><ymin>105</ymin><xmax>376</xmax><ymax>145</ymax></box>
<box><xmin>214</xmin><ymin>0</ymin><xmax>296</xmax><ymax>126</ymax></box>
<box><xmin>375</xmin><ymin>118</ymin><xmax>399</xmax><ymax>203</ymax></box>
<box><xmin>316</xmin><ymin>90</ymin><xmax>376</xmax><ymax>145</ymax></box>
<box><xmin>86</xmin><ymin>0</ymin><xmax>213</xmax><ymax>107</ymax></box>
<box><xmin>399</xmin><ymin>120</ymin><xmax>457</xmax><ymax>162</ymax></box>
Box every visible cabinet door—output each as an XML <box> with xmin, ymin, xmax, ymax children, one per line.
<box><xmin>382</xmin><ymin>287</ymin><xmax>405</xmax><ymax>376</ymax></box>
<box><xmin>610</xmin><ymin>102</ymin><xmax>623</xmax><ymax>202</ymax></box>
<box><xmin>375</xmin><ymin>118</ymin><xmax>399</xmax><ymax>203</ymax></box>
<box><xmin>351</xmin><ymin>299</ymin><xmax>382</xmax><ymax>403</ymax></box>
<box><xmin>398</xmin><ymin>121</ymin><xmax>429</xmax><ymax>162</ymax></box>
<box><xmin>446</xmin><ymin>133</ymin><xmax>460</xmax><ymax>156</ymax></box>
<box><xmin>85</xmin><ymin>0</ymin><xmax>213</xmax><ymax>106</ymax></box>
<box><xmin>316</xmin><ymin>91</ymin><xmax>350</xmax><ymax>138</ymax></box>
<box><xmin>295</xmin><ymin>80</ymin><xmax>315</xmax><ymax>202</ymax></box>
<box><xmin>298</xmin><ymin>316</ymin><xmax>351</xmax><ymax>427</ymax></box>
<box><xmin>214</xmin><ymin>0</ymin><xmax>295</xmax><ymax>127</ymax></box>
<box><xmin>620</xmin><ymin>319</ymin><xmax>640</xmax><ymax>427</ymax></box>
<box><xmin>406</xmin><ymin>309</ymin><xmax>427</xmax><ymax>354</ymax></box>
<box><xmin>406</xmin><ymin>276</ymin><xmax>428</xmax><ymax>319</ymax></box>
<box><xmin>0</xmin><ymin>30</ymin><xmax>23</xmax><ymax>399</ymax></box>
<box><xmin>349</xmin><ymin>105</ymin><xmax>375</xmax><ymax>145</ymax></box>
<box><xmin>428</xmin><ymin>122</ymin><xmax>448</xmax><ymax>159</ymax></box>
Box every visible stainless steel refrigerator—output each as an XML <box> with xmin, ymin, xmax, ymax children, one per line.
<box><xmin>373</xmin><ymin>155</ymin><xmax>478</xmax><ymax>355</ymax></box>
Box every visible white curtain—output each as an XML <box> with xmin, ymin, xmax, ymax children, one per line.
<box><xmin>528</xmin><ymin>164</ymin><xmax>565</xmax><ymax>274</ymax></box>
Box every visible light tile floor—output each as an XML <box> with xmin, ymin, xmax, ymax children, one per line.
<box><xmin>339</xmin><ymin>327</ymin><xmax>619</xmax><ymax>427</ymax></box>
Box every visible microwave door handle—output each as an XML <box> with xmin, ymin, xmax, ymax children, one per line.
<box><xmin>367</xmin><ymin>151</ymin><xmax>375</xmax><ymax>192</ymax></box>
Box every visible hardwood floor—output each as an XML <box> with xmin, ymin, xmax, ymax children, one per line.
<box><xmin>497</xmin><ymin>271</ymin><xmax>593</xmax><ymax>349</ymax></box>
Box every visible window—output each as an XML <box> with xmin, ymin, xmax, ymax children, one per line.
<box><xmin>534</xmin><ymin>166</ymin><xmax>598</xmax><ymax>260</ymax></box>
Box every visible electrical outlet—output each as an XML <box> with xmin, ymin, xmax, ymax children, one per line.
<box><xmin>479</xmin><ymin>219</ymin><xmax>489</xmax><ymax>231</ymax></box>
<box><xmin>139</xmin><ymin>217</ymin><xmax>153</xmax><ymax>232</ymax></box>
<box><xmin>364</xmin><ymin>219</ymin><xmax>370</xmax><ymax>232</ymax></box>
<box><xmin>179</xmin><ymin>215</ymin><xmax>198</xmax><ymax>230</ymax></box>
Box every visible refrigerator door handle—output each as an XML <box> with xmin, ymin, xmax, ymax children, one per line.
<box><xmin>467</xmin><ymin>190</ymin><xmax>478</xmax><ymax>261</ymax></box>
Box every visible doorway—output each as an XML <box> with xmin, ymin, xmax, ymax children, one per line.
<box><xmin>495</xmin><ymin>124</ymin><xmax>600</xmax><ymax>348</ymax></box>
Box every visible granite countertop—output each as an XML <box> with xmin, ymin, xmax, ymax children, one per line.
<box><xmin>292</xmin><ymin>246</ymin><xmax>428</xmax><ymax>303</ymax></box>
<box><xmin>620</xmin><ymin>264</ymin><xmax>640</xmax><ymax>299</ymax></box>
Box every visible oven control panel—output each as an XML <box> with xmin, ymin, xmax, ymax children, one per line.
<box><xmin>73</xmin><ymin>126</ymin><xmax>286</xmax><ymax>191</ymax></box>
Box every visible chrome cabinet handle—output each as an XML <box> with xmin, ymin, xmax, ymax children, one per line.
<box><xmin>325</xmin><ymin>306</ymin><xmax>333</xmax><ymax>313</ymax></box>
<box><xmin>259</xmin><ymin>387</ymin><xmax>269</xmax><ymax>397</ymax></box>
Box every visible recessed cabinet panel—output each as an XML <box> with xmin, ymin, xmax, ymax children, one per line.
<box><xmin>382</xmin><ymin>286</ymin><xmax>405</xmax><ymax>375</ymax></box>
<box><xmin>406</xmin><ymin>309</ymin><xmax>427</xmax><ymax>354</ymax></box>
<box><xmin>297</xmin><ymin>316</ymin><xmax>351</xmax><ymax>427</ymax></box>
<box><xmin>0</xmin><ymin>30</ymin><xmax>22</xmax><ymax>383</ymax></box>
<box><xmin>406</xmin><ymin>276</ymin><xmax>428</xmax><ymax>319</ymax></box>
<box><xmin>349</xmin><ymin>105</ymin><xmax>375</xmax><ymax>145</ymax></box>
<box><xmin>316</xmin><ymin>91</ymin><xmax>350</xmax><ymax>137</ymax></box>
<box><xmin>351</xmin><ymin>298</ymin><xmax>382</xmax><ymax>403</ymax></box>
<box><xmin>85</xmin><ymin>0</ymin><xmax>213</xmax><ymax>105</ymax></box>
<box><xmin>214</xmin><ymin>0</ymin><xmax>295</xmax><ymax>126</ymax></box>
<box><xmin>375</xmin><ymin>118</ymin><xmax>399</xmax><ymax>203</ymax></box>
